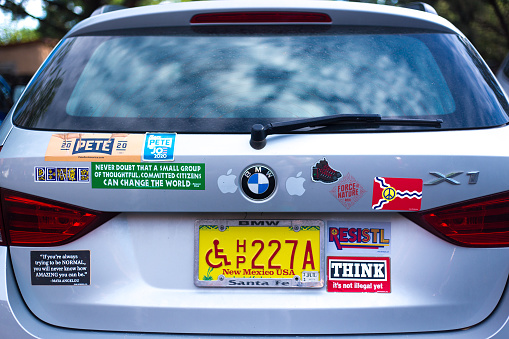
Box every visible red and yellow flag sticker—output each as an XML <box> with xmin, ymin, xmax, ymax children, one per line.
<box><xmin>372</xmin><ymin>177</ymin><xmax>423</xmax><ymax>211</ymax></box>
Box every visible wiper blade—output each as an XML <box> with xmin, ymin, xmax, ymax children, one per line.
<box><xmin>250</xmin><ymin>114</ymin><xmax>443</xmax><ymax>149</ymax></box>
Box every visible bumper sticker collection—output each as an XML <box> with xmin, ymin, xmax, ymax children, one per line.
<box><xmin>41</xmin><ymin>143</ymin><xmax>425</xmax><ymax>291</ymax></box>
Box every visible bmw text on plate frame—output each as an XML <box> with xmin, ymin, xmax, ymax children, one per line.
<box><xmin>240</xmin><ymin>164</ymin><xmax>277</xmax><ymax>201</ymax></box>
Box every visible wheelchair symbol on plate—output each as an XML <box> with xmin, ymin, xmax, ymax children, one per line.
<box><xmin>382</xmin><ymin>187</ymin><xmax>396</xmax><ymax>201</ymax></box>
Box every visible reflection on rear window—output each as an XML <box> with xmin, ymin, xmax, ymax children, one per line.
<box><xmin>12</xmin><ymin>27</ymin><xmax>509</xmax><ymax>132</ymax></box>
<box><xmin>67</xmin><ymin>35</ymin><xmax>454</xmax><ymax>119</ymax></box>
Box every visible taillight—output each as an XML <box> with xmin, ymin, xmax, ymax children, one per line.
<box><xmin>190</xmin><ymin>12</ymin><xmax>332</xmax><ymax>24</ymax></box>
<box><xmin>404</xmin><ymin>191</ymin><xmax>509</xmax><ymax>248</ymax></box>
<box><xmin>0</xmin><ymin>201</ymin><xmax>5</xmax><ymax>246</ymax></box>
<box><xmin>0</xmin><ymin>188</ymin><xmax>117</xmax><ymax>246</ymax></box>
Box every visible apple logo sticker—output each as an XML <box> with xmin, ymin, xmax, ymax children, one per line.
<box><xmin>286</xmin><ymin>171</ymin><xmax>306</xmax><ymax>196</ymax></box>
<box><xmin>218</xmin><ymin>169</ymin><xmax>238</xmax><ymax>193</ymax></box>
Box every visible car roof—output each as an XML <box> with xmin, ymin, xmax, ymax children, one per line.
<box><xmin>65</xmin><ymin>0</ymin><xmax>461</xmax><ymax>38</ymax></box>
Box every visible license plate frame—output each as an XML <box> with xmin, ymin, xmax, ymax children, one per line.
<box><xmin>194</xmin><ymin>220</ymin><xmax>323</xmax><ymax>288</ymax></box>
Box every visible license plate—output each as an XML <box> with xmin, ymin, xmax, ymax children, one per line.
<box><xmin>194</xmin><ymin>220</ymin><xmax>323</xmax><ymax>288</ymax></box>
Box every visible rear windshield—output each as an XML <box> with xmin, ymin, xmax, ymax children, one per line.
<box><xmin>13</xmin><ymin>27</ymin><xmax>509</xmax><ymax>132</ymax></box>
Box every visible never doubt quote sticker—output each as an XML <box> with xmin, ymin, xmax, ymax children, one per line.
<box><xmin>92</xmin><ymin>162</ymin><xmax>204</xmax><ymax>190</ymax></box>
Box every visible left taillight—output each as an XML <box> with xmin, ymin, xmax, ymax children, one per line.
<box><xmin>404</xmin><ymin>191</ymin><xmax>509</xmax><ymax>248</ymax></box>
<box><xmin>0</xmin><ymin>188</ymin><xmax>117</xmax><ymax>246</ymax></box>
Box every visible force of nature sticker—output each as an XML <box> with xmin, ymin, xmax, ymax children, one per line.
<box><xmin>45</xmin><ymin>133</ymin><xmax>145</xmax><ymax>162</ymax></box>
<box><xmin>327</xmin><ymin>256</ymin><xmax>390</xmax><ymax>293</ymax></box>
<box><xmin>329</xmin><ymin>173</ymin><xmax>367</xmax><ymax>209</ymax></box>
<box><xmin>327</xmin><ymin>221</ymin><xmax>391</xmax><ymax>255</ymax></box>
<box><xmin>31</xmin><ymin>251</ymin><xmax>90</xmax><ymax>286</ymax></box>
<box><xmin>92</xmin><ymin>162</ymin><xmax>205</xmax><ymax>189</ymax></box>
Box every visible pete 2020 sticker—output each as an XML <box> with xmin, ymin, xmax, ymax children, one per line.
<box><xmin>143</xmin><ymin>133</ymin><xmax>176</xmax><ymax>161</ymax></box>
<box><xmin>45</xmin><ymin>133</ymin><xmax>144</xmax><ymax>162</ymax></box>
<box><xmin>372</xmin><ymin>177</ymin><xmax>423</xmax><ymax>211</ymax></box>
<box><xmin>31</xmin><ymin>251</ymin><xmax>90</xmax><ymax>286</ymax></box>
<box><xmin>92</xmin><ymin>162</ymin><xmax>204</xmax><ymax>190</ymax></box>
<box><xmin>327</xmin><ymin>256</ymin><xmax>390</xmax><ymax>293</ymax></box>
<box><xmin>328</xmin><ymin>221</ymin><xmax>391</xmax><ymax>255</ymax></box>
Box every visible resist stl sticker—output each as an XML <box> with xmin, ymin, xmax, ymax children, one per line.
<box><xmin>327</xmin><ymin>221</ymin><xmax>391</xmax><ymax>255</ymax></box>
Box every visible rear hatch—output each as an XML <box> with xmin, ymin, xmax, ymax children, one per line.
<box><xmin>1</xmin><ymin>2</ymin><xmax>509</xmax><ymax>335</ymax></box>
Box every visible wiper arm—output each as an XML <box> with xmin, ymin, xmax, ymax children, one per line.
<box><xmin>250</xmin><ymin>114</ymin><xmax>443</xmax><ymax>149</ymax></box>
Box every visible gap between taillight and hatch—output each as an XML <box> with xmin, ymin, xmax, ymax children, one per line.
<box><xmin>0</xmin><ymin>188</ymin><xmax>117</xmax><ymax>247</ymax></box>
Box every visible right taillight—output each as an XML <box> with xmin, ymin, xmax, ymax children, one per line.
<box><xmin>404</xmin><ymin>191</ymin><xmax>509</xmax><ymax>247</ymax></box>
<box><xmin>0</xmin><ymin>188</ymin><xmax>117</xmax><ymax>247</ymax></box>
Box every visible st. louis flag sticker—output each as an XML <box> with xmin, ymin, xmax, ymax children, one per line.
<box><xmin>372</xmin><ymin>177</ymin><xmax>423</xmax><ymax>211</ymax></box>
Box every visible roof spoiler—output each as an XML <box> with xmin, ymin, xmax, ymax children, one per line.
<box><xmin>401</xmin><ymin>2</ymin><xmax>438</xmax><ymax>15</ymax></box>
<box><xmin>91</xmin><ymin>5</ymin><xmax>126</xmax><ymax>17</ymax></box>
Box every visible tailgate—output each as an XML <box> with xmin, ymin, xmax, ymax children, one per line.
<box><xmin>2</xmin><ymin>127</ymin><xmax>509</xmax><ymax>335</ymax></box>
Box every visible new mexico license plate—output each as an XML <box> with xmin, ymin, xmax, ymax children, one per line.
<box><xmin>195</xmin><ymin>220</ymin><xmax>323</xmax><ymax>288</ymax></box>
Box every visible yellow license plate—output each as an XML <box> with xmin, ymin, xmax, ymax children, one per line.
<box><xmin>194</xmin><ymin>220</ymin><xmax>323</xmax><ymax>288</ymax></box>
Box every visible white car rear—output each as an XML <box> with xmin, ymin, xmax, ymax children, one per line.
<box><xmin>1</xmin><ymin>1</ymin><xmax>509</xmax><ymax>337</ymax></box>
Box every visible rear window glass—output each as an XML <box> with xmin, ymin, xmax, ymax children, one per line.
<box><xmin>13</xmin><ymin>27</ymin><xmax>509</xmax><ymax>132</ymax></box>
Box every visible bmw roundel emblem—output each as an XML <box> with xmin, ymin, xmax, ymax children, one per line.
<box><xmin>241</xmin><ymin>165</ymin><xmax>276</xmax><ymax>201</ymax></box>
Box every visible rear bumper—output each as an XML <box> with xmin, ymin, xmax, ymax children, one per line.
<box><xmin>1</xmin><ymin>246</ymin><xmax>508</xmax><ymax>338</ymax></box>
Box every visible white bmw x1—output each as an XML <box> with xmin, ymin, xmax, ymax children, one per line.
<box><xmin>0</xmin><ymin>1</ymin><xmax>509</xmax><ymax>338</ymax></box>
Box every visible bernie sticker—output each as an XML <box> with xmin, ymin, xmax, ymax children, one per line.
<box><xmin>31</xmin><ymin>251</ymin><xmax>90</xmax><ymax>286</ymax></box>
<box><xmin>142</xmin><ymin>133</ymin><xmax>176</xmax><ymax>162</ymax></box>
<box><xmin>91</xmin><ymin>162</ymin><xmax>204</xmax><ymax>190</ymax></box>
<box><xmin>329</xmin><ymin>173</ymin><xmax>366</xmax><ymax>209</ymax></box>
<box><xmin>372</xmin><ymin>177</ymin><xmax>423</xmax><ymax>211</ymax></box>
<box><xmin>327</xmin><ymin>221</ymin><xmax>390</xmax><ymax>255</ymax></box>
<box><xmin>327</xmin><ymin>256</ymin><xmax>390</xmax><ymax>293</ymax></box>
<box><xmin>35</xmin><ymin>167</ymin><xmax>89</xmax><ymax>182</ymax></box>
<box><xmin>240</xmin><ymin>164</ymin><xmax>277</xmax><ymax>201</ymax></box>
<box><xmin>311</xmin><ymin>158</ymin><xmax>342</xmax><ymax>184</ymax></box>
<box><xmin>45</xmin><ymin>133</ymin><xmax>144</xmax><ymax>162</ymax></box>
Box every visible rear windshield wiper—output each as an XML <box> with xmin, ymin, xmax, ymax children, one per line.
<box><xmin>250</xmin><ymin>114</ymin><xmax>443</xmax><ymax>149</ymax></box>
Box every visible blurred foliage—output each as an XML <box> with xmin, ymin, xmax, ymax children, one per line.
<box><xmin>0</xmin><ymin>0</ymin><xmax>508</xmax><ymax>69</ymax></box>
<box><xmin>0</xmin><ymin>0</ymin><xmax>165</xmax><ymax>39</ymax></box>
<box><xmin>0</xmin><ymin>27</ymin><xmax>40</xmax><ymax>45</ymax></box>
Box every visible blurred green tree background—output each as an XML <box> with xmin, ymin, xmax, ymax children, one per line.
<box><xmin>368</xmin><ymin>0</ymin><xmax>509</xmax><ymax>70</ymax></box>
<box><xmin>1</xmin><ymin>0</ymin><xmax>508</xmax><ymax>70</ymax></box>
